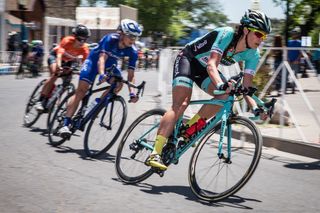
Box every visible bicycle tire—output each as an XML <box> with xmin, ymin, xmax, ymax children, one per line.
<box><xmin>23</xmin><ymin>79</ymin><xmax>46</xmax><ymax>127</ymax></box>
<box><xmin>188</xmin><ymin>116</ymin><xmax>262</xmax><ymax>202</ymax></box>
<box><xmin>46</xmin><ymin>83</ymin><xmax>75</xmax><ymax>128</ymax></box>
<box><xmin>48</xmin><ymin>92</ymin><xmax>74</xmax><ymax>146</ymax></box>
<box><xmin>84</xmin><ymin>96</ymin><xmax>127</xmax><ymax>158</ymax></box>
<box><xmin>115</xmin><ymin>108</ymin><xmax>166</xmax><ymax>184</ymax></box>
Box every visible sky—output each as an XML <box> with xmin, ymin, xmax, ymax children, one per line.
<box><xmin>221</xmin><ymin>0</ymin><xmax>286</xmax><ymax>23</ymax></box>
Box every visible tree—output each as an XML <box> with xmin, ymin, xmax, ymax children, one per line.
<box><xmin>95</xmin><ymin>0</ymin><xmax>227</xmax><ymax>45</ymax></box>
<box><xmin>273</xmin><ymin>0</ymin><xmax>320</xmax><ymax>44</ymax></box>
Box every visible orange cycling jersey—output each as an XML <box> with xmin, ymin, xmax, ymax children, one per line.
<box><xmin>53</xmin><ymin>36</ymin><xmax>89</xmax><ymax>62</ymax></box>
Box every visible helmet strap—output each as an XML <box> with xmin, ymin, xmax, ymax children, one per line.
<box><xmin>245</xmin><ymin>34</ymin><xmax>251</xmax><ymax>49</ymax></box>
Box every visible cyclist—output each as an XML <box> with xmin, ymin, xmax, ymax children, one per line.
<box><xmin>29</xmin><ymin>40</ymin><xmax>44</xmax><ymax>77</ymax></box>
<box><xmin>58</xmin><ymin>19</ymin><xmax>142</xmax><ymax>137</ymax></box>
<box><xmin>35</xmin><ymin>24</ymin><xmax>90</xmax><ymax>111</ymax></box>
<box><xmin>146</xmin><ymin>10</ymin><xmax>272</xmax><ymax>170</ymax></box>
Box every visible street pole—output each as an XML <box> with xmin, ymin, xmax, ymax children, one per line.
<box><xmin>285</xmin><ymin>0</ymin><xmax>290</xmax><ymax>46</ymax></box>
<box><xmin>18</xmin><ymin>1</ymin><xmax>26</xmax><ymax>42</ymax></box>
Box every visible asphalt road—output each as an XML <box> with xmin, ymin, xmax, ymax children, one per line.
<box><xmin>0</xmin><ymin>71</ymin><xmax>319</xmax><ymax>213</ymax></box>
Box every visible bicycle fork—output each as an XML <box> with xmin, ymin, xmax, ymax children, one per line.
<box><xmin>217</xmin><ymin>110</ymin><xmax>232</xmax><ymax>164</ymax></box>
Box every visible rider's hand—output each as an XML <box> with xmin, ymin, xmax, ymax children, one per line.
<box><xmin>98</xmin><ymin>74</ymin><xmax>108</xmax><ymax>84</ymax></box>
<box><xmin>129</xmin><ymin>92</ymin><xmax>139</xmax><ymax>103</ymax></box>
<box><xmin>56</xmin><ymin>66</ymin><xmax>64</xmax><ymax>75</ymax></box>
<box><xmin>217</xmin><ymin>80</ymin><xmax>236</xmax><ymax>93</ymax></box>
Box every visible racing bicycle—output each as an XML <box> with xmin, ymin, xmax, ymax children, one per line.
<box><xmin>23</xmin><ymin>63</ymin><xmax>79</xmax><ymax>128</ymax></box>
<box><xmin>115</xmin><ymin>72</ymin><xmax>276</xmax><ymax>202</ymax></box>
<box><xmin>48</xmin><ymin>66</ymin><xmax>146</xmax><ymax>158</ymax></box>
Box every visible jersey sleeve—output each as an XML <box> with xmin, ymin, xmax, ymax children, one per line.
<box><xmin>127</xmin><ymin>49</ymin><xmax>138</xmax><ymax>70</ymax></box>
<box><xmin>211</xmin><ymin>27</ymin><xmax>234</xmax><ymax>55</ymax></box>
<box><xmin>244</xmin><ymin>49</ymin><xmax>260</xmax><ymax>76</ymax></box>
<box><xmin>100</xmin><ymin>35</ymin><xmax>113</xmax><ymax>54</ymax></box>
<box><xmin>55</xmin><ymin>37</ymin><xmax>71</xmax><ymax>55</ymax></box>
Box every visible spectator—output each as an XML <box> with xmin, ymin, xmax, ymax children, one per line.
<box><xmin>272</xmin><ymin>35</ymin><xmax>285</xmax><ymax>95</ymax></box>
<box><xmin>287</xmin><ymin>27</ymin><xmax>301</xmax><ymax>77</ymax></box>
<box><xmin>312</xmin><ymin>46</ymin><xmax>320</xmax><ymax>78</ymax></box>
<box><xmin>29</xmin><ymin>40</ymin><xmax>44</xmax><ymax>77</ymax></box>
<box><xmin>16</xmin><ymin>40</ymin><xmax>30</xmax><ymax>79</ymax></box>
<box><xmin>7</xmin><ymin>31</ymin><xmax>19</xmax><ymax>65</ymax></box>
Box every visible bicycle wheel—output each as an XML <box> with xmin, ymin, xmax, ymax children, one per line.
<box><xmin>48</xmin><ymin>92</ymin><xmax>73</xmax><ymax>146</ymax></box>
<box><xmin>189</xmin><ymin>116</ymin><xmax>262</xmax><ymax>202</ymax></box>
<box><xmin>84</xmin><ymin>96</ymin><xmax>127</xmax><ymax>158</ymax></box>
<box><xmin>46</xmin><ymin>84</ymin><xmax>75</xmax><ymax>128</ymax></box>
<box><xmin>115</xmin><ymin>108</ymin><xmax>166</xmax><ymax>184</ymax></box>
<box><xmin>23</xmin><ymin>79</ymin><xmax>46</xmax><ymax>127</ymax></box>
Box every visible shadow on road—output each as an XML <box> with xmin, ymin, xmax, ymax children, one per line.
<box><xmin>112</xmin><ymin>178</ymin><xmax>261</xmax><ymax>209</ymax></box>
<box><xmin>50</xmin><ymin>145</ymin><xmax>116</xmax><ymax>163</ymax></box>
<box><xmin>284</xmin><ymin>160</ymin><xmax>320</xmax><ymax>170</ymax></box>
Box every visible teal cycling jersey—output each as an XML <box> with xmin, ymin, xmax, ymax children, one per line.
<box><xmin>186</xmin><ymin>26</ymin><xmax>260</xmax><ymax>75</ymax></box>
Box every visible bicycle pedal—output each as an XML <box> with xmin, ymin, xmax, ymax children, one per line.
<box><xmin>153</xmin><ymin>168</ymin><xmax>165</xmax><ymax>177</ymax></box>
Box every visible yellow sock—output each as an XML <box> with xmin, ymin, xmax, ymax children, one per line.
<box><xmin>186</xmin><ymin>113</ymin><xmax>201</xmax><ymax>127</ymax></box>
<box><xmin>152</xmin><ymin>135</ymin><xmax>167</xmax><ymax>155</ymax></box>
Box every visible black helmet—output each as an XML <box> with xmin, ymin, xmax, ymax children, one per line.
<box><xmin>72</xmin><ymin>24</ymin><xmax>91</xmax><ymax>38</ymax></box>
<box><xmin>240</xmin><ymin>9</ymin><xmax>272</xmax><ymax>34</ymax></box>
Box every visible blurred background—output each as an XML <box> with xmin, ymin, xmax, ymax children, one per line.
<box><xmin>0</xmin><ymin>0</ymin><xmax>319</xmax><ymax>58</ymax></box>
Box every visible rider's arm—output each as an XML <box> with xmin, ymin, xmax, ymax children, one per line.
<box><xmin>243</xmin><ymin>73</ymin><xmax>258</xmax><ymax>109</ymax></box>
<box><xmin>55</xmin><ymin>52</ymin><xmax>63</xmax><ymax>71</ymax></box>
<box><xmin>98</xmin><ymin>52</ymin><xmax>108</xmax><ymax>76</ymax></box>
<box><xmin>127</xmin><ymin>68</ymin><xmax>135</xmax><ymax>94</ymax></box>
<box><xmin>243</xmin><ymin>73</ymin><xmax>268</xmax><ymax>120</ymax></box>
<box><xmin>207</xmin><ymin>52</ymin><xmax>224</xmax><ymax>88</ymax></box>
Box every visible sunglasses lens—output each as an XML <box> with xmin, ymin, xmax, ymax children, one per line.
<box><xmin>254</xmin><ymin>32</ymin><xmax>264</xmax><ymax>38</ymax></box>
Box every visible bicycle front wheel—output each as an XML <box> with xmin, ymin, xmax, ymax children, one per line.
<box><xmin>189</xmin><ymin>116</ymin><xmax>262</xmax><ymax>202</ymax></box>
<box><xmin>115</xmin><ymin>108</ymin><xmax>165</xmax><ymax>184</ymax></box>
<box><xmin>48</xmin><ymin>92</ymin><xmax>73</xmax><ymax>146</ymax></box>
<box><xmin>23</xmin><ymin>79</ymin><xmax>46</xmax><ymax>127</ymax></box>
<box><xmin>84</xmin><ymin>96</ymin><xmax>127</xmax><ymax>158</ymax></box>
<box><xmin>46</xmin><ymin>84</ymin><xmax>75</xmax><ymax>128</ymax></box>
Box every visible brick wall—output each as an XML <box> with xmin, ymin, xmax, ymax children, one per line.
<box><xmin>44</xmin><ymin>0</ymin><xmax>78</xmax><ymax>19</ymax></box>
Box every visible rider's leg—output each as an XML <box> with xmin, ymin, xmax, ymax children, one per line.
<box><xmin>186</xmin><ymin>81</ymin><xmax>229</xmax><ymax>125</ymax></box>
<box><xmin>41</xmin><ymin>63</ymin><xmax>58</xmax><ymax>97</ymax></box>
<box><xmin>35</xmin><ymin>63</ymin><xmax>58</xmax><ymax>111</ymax></box>
<box><xmin>63</xmin><ymin>80</ymin><xmax>90</xmax><ymax>125</ymax></box>
<box><xmin>147</xmin><ymin>85</ymin><xmax>192</xmax><ymax>170</ymax></box>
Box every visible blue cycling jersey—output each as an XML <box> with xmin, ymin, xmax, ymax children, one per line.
<box><xmin>80</xmin><ymin>33</ymin><xmax>138</xmax><ymax>84</ymax></box>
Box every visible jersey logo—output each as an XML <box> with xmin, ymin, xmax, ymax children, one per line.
<box><xmin>220</xmin><ymin>56</ymin><xmax>236</xmax><ymax>66</ymax></box>
<box><xmin>193</xmin><ymin>40</ymin><xmax>207</xmax><ymax>52</ymax></box>
<box><xmin>198</xmin><ymin>56</ymin><xmax>209</xmax><ymax>65</ymax></box>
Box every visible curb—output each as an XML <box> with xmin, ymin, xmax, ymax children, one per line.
<box><xmin>232</xmin><ymin>130</ymin><xmax>320</xmax><ymax>159</ymax></box>
<box><xmin>262</xmin><ymin>135</ymin><xmax>320</xmax><ymax>159</ymax></box>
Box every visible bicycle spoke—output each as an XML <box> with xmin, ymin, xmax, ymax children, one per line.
<box><xmin>189</xmin><ymin>116</ymin><xmax>262</xmax><ymax>202</ymax></box>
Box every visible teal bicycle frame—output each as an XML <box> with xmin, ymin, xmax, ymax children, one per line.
<box><xmin>138</xmin><ymin>93</ymin><xmax>267</xmax><ymax>165</ymax></box>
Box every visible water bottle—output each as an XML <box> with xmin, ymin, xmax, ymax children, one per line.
<box><xmin>85</xmin><ymin>98</ymin><xmax>100</xmax><ymax>116</ymax></box>
<box><xmin>182</xmin><ymin>118</ymin><xmax>206</xmax><ymax>140</ymax></box>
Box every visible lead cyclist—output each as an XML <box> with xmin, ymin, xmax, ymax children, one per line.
<box><xmin>146</xmin><ymin>9</ymin><xmax>272</xmax><ymax>170</ymax></box>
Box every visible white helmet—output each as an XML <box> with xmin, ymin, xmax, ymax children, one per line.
<box><xmin>119</xmin><ymin>19</ymin><xmax>142</xmax><ymax>37</ymax></box>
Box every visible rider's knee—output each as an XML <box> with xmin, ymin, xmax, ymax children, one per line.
<box><xmin>172</xmin><ymin>100</ymin><xmax>189</xmax><ymax>112</ymax></box>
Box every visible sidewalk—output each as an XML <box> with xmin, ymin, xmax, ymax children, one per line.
<box><xmin>257</xmin><ymin>73</ymin><xmax>320</xmax><ymax>159</ymax></box>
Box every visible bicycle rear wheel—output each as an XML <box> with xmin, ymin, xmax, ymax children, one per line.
<box><xmin>23</xmin><ymin>79</ymin><xmax>46</xmax><ymax>127</ymax></box>
<box><xmin>84</xmin><ymin>96</ymin><xmax>127</xmax><ymax>158</ymax></box>
<box><xmin>189</xmin><ymin>116</ymin><xmax>262</xmax><ymax>202</ymax></box>
<box><xmin>115</xmin><ymin>108</ymin><xmax>165</xmax><ymax>184</ymax></box>
<box><xmin>48</xmin><ymin>92</ymin><xmax>73</xmax><ymax>146</ymax></box>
